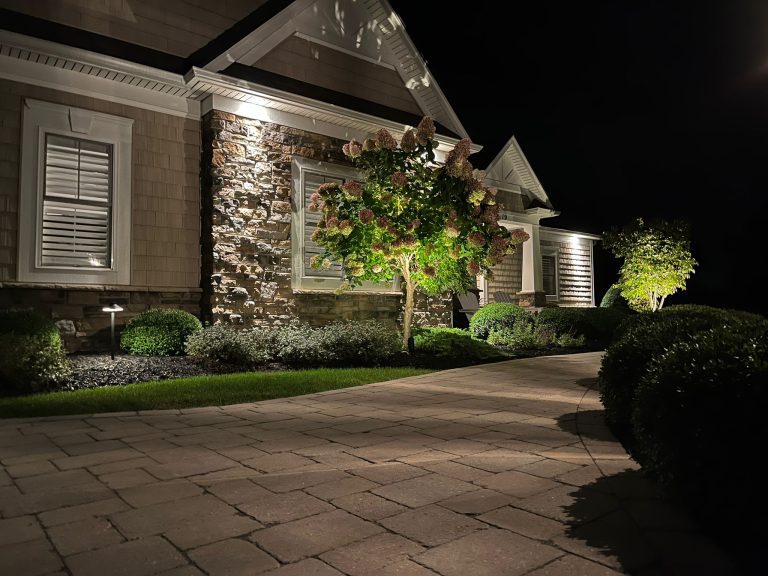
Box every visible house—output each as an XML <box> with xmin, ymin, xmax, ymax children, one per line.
<box><xmin>0</xmin><ymin>0</ymin><xmax>598</xmax><ymax>350</ymax></box>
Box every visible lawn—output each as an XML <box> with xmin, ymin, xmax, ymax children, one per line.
<box><xmin>0</xmin><ymin>367</ymin><xmax>431</xmax><ymax>418</ymax></box>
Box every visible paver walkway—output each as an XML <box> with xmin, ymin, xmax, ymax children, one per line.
<box><xmin>0</xmin><ymin>352</ymin><xmax>734</xmax><ymax>576</ymax></box>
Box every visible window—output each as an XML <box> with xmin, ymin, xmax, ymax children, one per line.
<box><xmin>542</xmin><ymin>253</ymin><xmax>558</xmax><ymax>299</ymax></box>
<box><xmin>18</xmin><ymin>99</ymin><xmax>132</xmax><ymax>285</ymax></box>
<box><xmin>291</xmin><ymin>157</ymin><xmax>399</xmax><ymax>293</ymax></box>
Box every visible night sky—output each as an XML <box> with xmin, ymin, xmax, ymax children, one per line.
<box><xmin>391</xmin><ymin>1</ymin><xmax>768</xmax><ymax>315</ymax></box>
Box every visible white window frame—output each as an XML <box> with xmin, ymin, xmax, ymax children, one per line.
<box><xmin>541</xmin><ymin>249</ymin><xmax>559</xmax><ymax>301</ymax></box>
<box><xmin>18</xmin><ymin>99</ymin><xmax>132</xmax><ymax>285</ymax></box>
<box><xmin>291</xmin><ymin>157</ymin><xmax>400</xmax><ymax>294</ymax></box>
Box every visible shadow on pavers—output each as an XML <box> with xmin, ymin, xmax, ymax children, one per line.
<box><xmin>563</xmin><ymin>470</ymin><xmax>738</xmax><ymax>575</ymax></box>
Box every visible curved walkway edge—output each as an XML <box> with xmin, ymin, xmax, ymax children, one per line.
<box><xmin>0</xmin><ymin>352</ymin><xmax>734</xmax><ymax>576</ymax></box>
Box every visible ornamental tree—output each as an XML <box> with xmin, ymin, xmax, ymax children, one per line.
<box><xmin>308</xmin><ymin>117</ymin><xmax>529</xmax><ymax>350</ymax></box>
<box><xmin>603</xmin><ymin>218</ymin><xmax>697</xmax><ymax>312</ymax></box>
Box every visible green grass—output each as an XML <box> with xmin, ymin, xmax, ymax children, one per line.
<box><xmin>0</xmin><ymin>367</ymin><xmax>432</xmax><ymax>419</ymax></box>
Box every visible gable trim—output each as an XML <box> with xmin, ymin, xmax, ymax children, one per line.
<box><xmin>484</xmin><ymin>135</ymin><xmax>551</xmax><ymax>208</ymax></box>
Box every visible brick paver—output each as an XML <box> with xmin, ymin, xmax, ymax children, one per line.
<box><xmin>0</xmin><ymin>352</ymin><xmax>736</xmax><ymax>574</ymax></box>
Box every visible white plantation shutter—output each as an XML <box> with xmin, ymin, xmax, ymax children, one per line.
<box><xmin>41</xmin><ymin>135</ymin><xmax>112</xmax><ymax>268</ymax></box>
<box><xmin>303</xmin><ymin>171</ymin><xmax>343</xmax><ymax>278</ymax></box>
<box><xmin>542</xmin><ymin>254</ymin><xmax>557</xmax><ymax>297</ymax></box>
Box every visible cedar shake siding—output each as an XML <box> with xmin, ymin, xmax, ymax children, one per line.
<box><xmin>540</xmin><ymin>229</ymin><xmax>594</xmax><ymax>307</ymax></box>
<box><xmin>0</xmin><ymin>78</ymin><xmax>201</xmax><ymax>350</ymax></box>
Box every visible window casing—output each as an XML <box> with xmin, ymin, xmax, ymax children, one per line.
<box><xmin>542</xmin><ymin>252</ymin><xmax>558</xmax><ymax>300</ymax></box>
<box><xmin>18</xmin><ymin>99</ymin><xmax>132</xmax><ymax>285</ymax></box>
<box><xmin>291</xmin><ymin>157</ymin><xmax>399</xmax><ymax>293</ymax></box>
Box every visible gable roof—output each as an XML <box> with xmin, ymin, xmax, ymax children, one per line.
<box><xmin>197</xmin><ymin>0</ymin><xmax>469</xmax><ymax>138</ymax></box>
<box><xmin>482</xmin><ymin>135</ymin><xmax>552</xmax><ymax>208</ymax></box>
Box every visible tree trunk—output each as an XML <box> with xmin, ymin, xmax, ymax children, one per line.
<box><xmin>399</xmin><ymin>254</ymin><xmax>415</xmax><ymax>351</ymax></box>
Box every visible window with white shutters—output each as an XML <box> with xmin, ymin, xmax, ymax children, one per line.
<box><xmin>41</xmin><ymin>135</ymin><xmax>112</xmax><ymax>269</ymax></box>
<box><xmin>302</xmin><ymin>171</ymin><xmax>343</xmax><ymax>279</ymax></box>
<box><xmin>18</xmin><ymin>99</ymin><xmax>132</xmax><ymax>285</ymax></box>
<box><xmin>542</xmin><ymin>253</ymin><xmax>558</xmax><ymax>297</ymax></box>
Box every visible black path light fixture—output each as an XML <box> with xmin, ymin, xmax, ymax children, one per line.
<box><xmin>102</xmin><ymin>304</ymin><xmax>124</xmax><ymax>360</ymax></box>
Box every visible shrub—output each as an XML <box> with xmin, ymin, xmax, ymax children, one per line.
<box><xmin>554</xmin><ymin>332</ymin><xmax>586</xmax><ymax>348</ymax></box>
<box><xmin>120</xmin><ymin>308</ymin><xmax>202</xmax><ymax>356</ymax></box>
<box><xmin>599</xmin><ymin>284</ymin><xmax>631</xmax><ymax>310</ymax></box>
<box><xmin>185</xmin><ymin>325</ymin><xmax>273</xmax><ymax>366</ymax></box>
<box><xmin>536</xmin><ymin>306</ymin><xmax>626</xmax><ymax>343</ymax></box>
<box><xmin>413</xmin><ymin>327</ymin><xmax>504</xmax><ymax>361</ymax></box>
<box><xmin>487</xmin><ymin>323</ymin><xmax>542</xmax><ymax>350</ymax></box>
<box><xmin>630</xmin><ymin>324</ymin><xmax>768</xmax><ymax>516</ymax></box>
<box><xmin>469</xmin><ymin>303</ymin><xmax>531</xmax><ymax>339</ymax></box>
<box><xmin>0</xmin><ymin>308</ymin><xmax>69</xmax><ymax>394</ymax></box>
<box><xmin>598</xmin><ymin>304</ymin><xmax>767</xmax><ymax>432</ymax></box>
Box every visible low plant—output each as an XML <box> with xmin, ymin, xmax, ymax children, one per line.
<box><xmin>185</xmin><ymin>325</ymin><xmax>273</xmax><ymax>366</ymax></box>
<box><xmin>0</xmin><ymin>308</ymin><xmax>70</xmax><ymax>394</ymax></box>
<box><xmin>535</xmin><ymin>306</ymin><xmax>626</xmax><ymax>343</ymax></box>
<box><xmin>554</xmin><ymin>332</ymin><xmax>586</xmax><ymax>348</ymax></box>
<box><xmin>413</xmin><ymin>327</ymin><xmax>505</xmax><ymax>361</ymax></box>
<box><xmin>121</xmin><ymin>308</ymin><xmax>202</xmax><ymax>356</ymax></box>
<box><xmin>487</xmin><ymin>323</ymin><xmax>542</xmax><ymax>350</ymax></box>
<box><xmin>469</xmin><ymin>302</ymin><xmax>531</xmax><ymax>339</ymax></box>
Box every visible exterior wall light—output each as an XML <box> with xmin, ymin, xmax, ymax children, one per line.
<box><xmin>101</xmin><ymin>304</ymin><xmax>124</xmax><ymax>360</ymax></box>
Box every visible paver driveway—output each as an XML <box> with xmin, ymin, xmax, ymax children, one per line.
<box><xmin>0</xmin><ymin>352</ymin><xmax>733</xmax><ymax>576</ymax></box>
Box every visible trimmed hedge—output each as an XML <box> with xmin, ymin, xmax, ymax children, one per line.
<box><xmin>121</xmin><ymin>308</ymin><xmax>202</xmax><ymax>356</ymax></box>
<box><xmin>535</xmin><ymin>306</ymin><xmax>627</xmax><ymax>343</ymax></box>
<box><xmin>598</xmin><ymin>304</ymin><xmax>765</xmax><ymax>432</ymax></box>
<box><xmin>187</xmin><ymin>321</ymin><xmax>401</xmax><ymax>368</ymax></box>
<box><xmin>413</xmin><ymin>327</ymin><xmax>505</xmax><ymax>361</ymax></box>
<box><xmin>631</xmin><ymin>325</ymin><xmax>768</xmax><ymax>503</ymax></box>
<box><xmin>0</xmin><ymin>309</ymin><xmax>69</xmax><ymax>394</ymax></box>
<box><xmin>469</xmin><ymin>303</ymin><xmax>531</xmax><ymax>339</ymax></box>
<box><xmin>599</xmin><ymin>285</ymin><xmax>631</xmax><ymax>310</ymax></box>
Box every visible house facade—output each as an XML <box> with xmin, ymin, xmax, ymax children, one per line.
<box><xmin>0</xmin><ymin>0</ymin><xmax>597</xmax><ymax>350</ymax></box>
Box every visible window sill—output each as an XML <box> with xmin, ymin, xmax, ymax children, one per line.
<box><xmin>0</xmin><ymin>281</ymin><xmax>202</xmax><ymax>293</ymax></box>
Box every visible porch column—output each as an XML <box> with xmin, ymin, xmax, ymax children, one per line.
<box><xmin>517</xmin><ymin>222</ymin><xmax>546</xmax><ymax>307</ymax></box>
<box><xmin>476</xmin><ymin>274</ymin><xmax>488</xmax><ymax>306</ymax></box>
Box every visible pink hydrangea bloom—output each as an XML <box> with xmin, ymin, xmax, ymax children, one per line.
<box><xmin>453</xmin><ymin>138</ymin><xmax>472</xmax><ymax>160</ymax></box>
<box><xmin>468</xmin><ymin>231</ymin><xmax>486</xmax><ymax>247</ymax></box>
<box><xmin>415</xmin><ymin>117</ymin><xmax>435</xmax><ymax>145</ymax></box>
<box><xmin>317</xmin><ymin>182</ymin><xmax>339</xmax><ymax>196</ymax></box>
<box><xmin>377</xmin><ymin>216</ymin><xmax>389</xmax><ymax>228</ymax></box>
<box><xmin>422</xmin><ymin>265</ymin><xmax>436</xmax><ymax>277</ymax></box>
<box><xmin>338</xmin><ymin>219</ymin><xmax>353</xmax><ymax>236</ymax></box>
<box><xmin>343</xmin><ymin>140</ymin><xmax>362</xmax><ymax>158</ymax></box>
<box><xmin>400</xmin><ymin>129</ymin><xmax>417</xmax><ymax>151</ymax></box>
<box><xmin>326</xmin><ymin>216</ymin><xmax>339</xmax><ymax>229</ymax></box>
<box><xmin>342</xmin><ymin>181</ymin><xmax>363</xmax><ymax>198</ymax></box>
<box><xmin>375</xmin><ymin>128</ymin><xmax>397</xmax><ymax>150</ymax></box>
<box><xmin>466</xmin><ymin>261</ymin><xmax>480</xmax><ymax>276</ymax></box>
<box><xmin>358</xmin><ymin>208</ymin><xmax>374</xmax><ymax>224</ymax></box>
<box><xmin>403</xmin><ymin>234</ymin><xmax>417</xmax><ymax>247</ymax></box>
<box><xmin>446</xmin><ymin>223</ymin><xmax>460</xmax><ymax>238</ymax></box>
<box><xmin>511</xmin><ymin>229</ymin><xmax>530</xmax><ymax>244</ymax></box>
<box><xmin>363</xmin><ymin>138</ymin><xmax>377</xmax><ymax>151</ymax></box>
<box><xmin>391</xmin><ymin>171</ymin><xmax>408</xmax><ymax>187</ymax></box>
<box><xmin>372</xmin><ymin>264</ymin><xmax>383</xmax><ymax>273</ymax></box>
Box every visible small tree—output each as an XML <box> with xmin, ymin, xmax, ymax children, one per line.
<box><xmin>603</xmin><ymin>218</ymin><xmax>697</xmax><ymax>312</ymax></box>
<box><xmin>309</xmin><ymin>117</ymin><xmax>529</xmax><ymax>350</ymax></box>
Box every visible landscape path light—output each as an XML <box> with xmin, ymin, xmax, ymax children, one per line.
<box><xmin>101</xmin><ymin>304</ymin><xmax>124</xmax><ymax>360</ymax></box>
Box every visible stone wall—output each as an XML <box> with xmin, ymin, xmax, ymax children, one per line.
<box><xmin>0</xmin><ymin>286</ymin><xmax>200</xmax><ymax>352</ymax></box>
<box><xmin>201</xmin><ymin>109</ymin><xmax>451</xmax><ymax>329</ymax></box>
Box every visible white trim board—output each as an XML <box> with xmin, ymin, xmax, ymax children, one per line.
<box><xmin>484</xmin><ymin>135</ymin><xmax>551</xmax><ymax>208</ymax></box>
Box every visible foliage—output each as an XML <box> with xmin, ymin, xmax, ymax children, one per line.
<box><xmin>603</xmin><ymin>218</ymin><xmax>697</xmax><ymax>312</ymax></box>
<box><xmin>185</xmin><ymin>325</ymin><xmax>272</xmax><ymax>366</ymax></box>
<box><xmin>0</xmin><ymin>367</ymin><xmax>431</xmax><ymax>418</ymax></box>
<box><xmin>630</xmin><ymin>325</ymin><xmax>768</xmax><ymax>496</ymax></box>
<box><xmin>599</xmin><ymin>284</ymin><xmax>631</xmax><ymax>310</ymax></box>
<box><xmin>487</xmin><ymin>323</ymin><xmax>542</xmax><ymax>349</ymax></box>
<box><xmin>412</xmin><ymin>327</ymin><xmax>505</xmax><ymax>361</ymax></box>
<box><xmin>598</xmin><ymin>304</ymin><xmax>766</xmax><ymax>433</ymax></box>
<box><xmin>186</xmin><ymin>321</ymin><xmax>401</xmax><ymax>368</ymax></box>
<box><xmin>310</xmin><ymin>118</ymin><xmax>529</xmax><ymax>348</ymax></box>
<box><xmin>554</xmin><ymin>332</ymin><xmax>587</xmax><ymax>348</ymax></box>
<box><xmin>469</xmin><ymin>302</ymin><xmax>531</xmax><ymax>339</ymax></box>
<box><xmin>0</xmin><ymin>308</ymin><xmax>70</xmax><ymax>394</ymax></box>
<box><xmin>535</xmin><ymin>306</ymin><xmax>627</xmax><ymax>343</ymax></box>
<box><xmin>120</xmin><ymin>308</ymin><xmax>203</xmax><ymax>356</ymax></box>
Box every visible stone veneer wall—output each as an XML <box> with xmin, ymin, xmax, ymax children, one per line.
<box><xmin>201</xmin><ymin>109</ymin><xmax>451</xmax><ymax>328</ymax></box>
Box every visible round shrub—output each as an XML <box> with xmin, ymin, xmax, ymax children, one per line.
<box><xmin>598</xmin><ymin>304</ymin><xmax>766</xmax><ymax>433</ymax></box>
<box><xmin>631</xmin><ymin>324</ymin><xmax>768</xmax><ymax>511</ymax></box>
<box><xmin>0</xmin><ymin>308</ymin><xmax>69</xmax><ymax>394</ymax></box>
<box><xmin>536</xmin><ymin>306</ymin><xmax>627</xmax><ymax>343</ymax></box>
<box><xmin>600</xmin><ymin>285</ymin><xmax>631</xmax><ymax>310</ymax></box>
<box><xmin>487</xmin><ymin>323</ymin><xmax>542</xmax><ymax>350</ymax></box>
<box><xmin>120</xmin><ymin>308</ymin><xmax>202</xmax><ymax>356</ymax></box>
<box><xmin>185</xmin><ymin>325</ymin><xmax>273</xmax><ymax>366</ymax></box>
<box><xmin>469</xmin><ymin>303</ymin><xmax>531</xmax><ymax>339</ymax></box>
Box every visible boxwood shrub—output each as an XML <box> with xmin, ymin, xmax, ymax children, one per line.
<box><xmin>0</xmin><ymin>308</ymin><xmax>69</xmax><ymax>394</ymax></box>
<box><xmin>535</xmin><ymin>306</ymin><xmax>627</xmax><ymax>343</ymax></box>
<box><xmin>469</xmin><ymin>303</ymin><xmax>531</xmax><ymax>339</ymax></box>
<box><xmin>414</xmin><ymin>327</ymin><xmax>505</xmax><ymax>361</ymax></box>
<box><xmin>185</xmin><ymin>324</ymin><xmax>273</xmax><ymax>366</ymax></box>
<box><xmin>598</xmin><ymin>304</ymin><xmax>766</xmax><ymax>433</ymax></box>
<box><xmin>121</xmin><ymin>308</ymin><xmax>202</xmax><ymax>356</ymax></box>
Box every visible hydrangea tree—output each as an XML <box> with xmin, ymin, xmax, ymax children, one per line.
<box><xmin>603</xmin><ymin>218</ymin><xmax>697</xmax><ymax>312</ymax></box>
<box><xmin>308</xmin><ymin>117</ymin><xmax>529</xmax><ymax>350</ymax></box>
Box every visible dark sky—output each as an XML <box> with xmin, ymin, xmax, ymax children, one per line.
<box><xmin>391</xmin><ymin>0</ymin><xmax>768</xmax><ymax>315</ymax></box>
